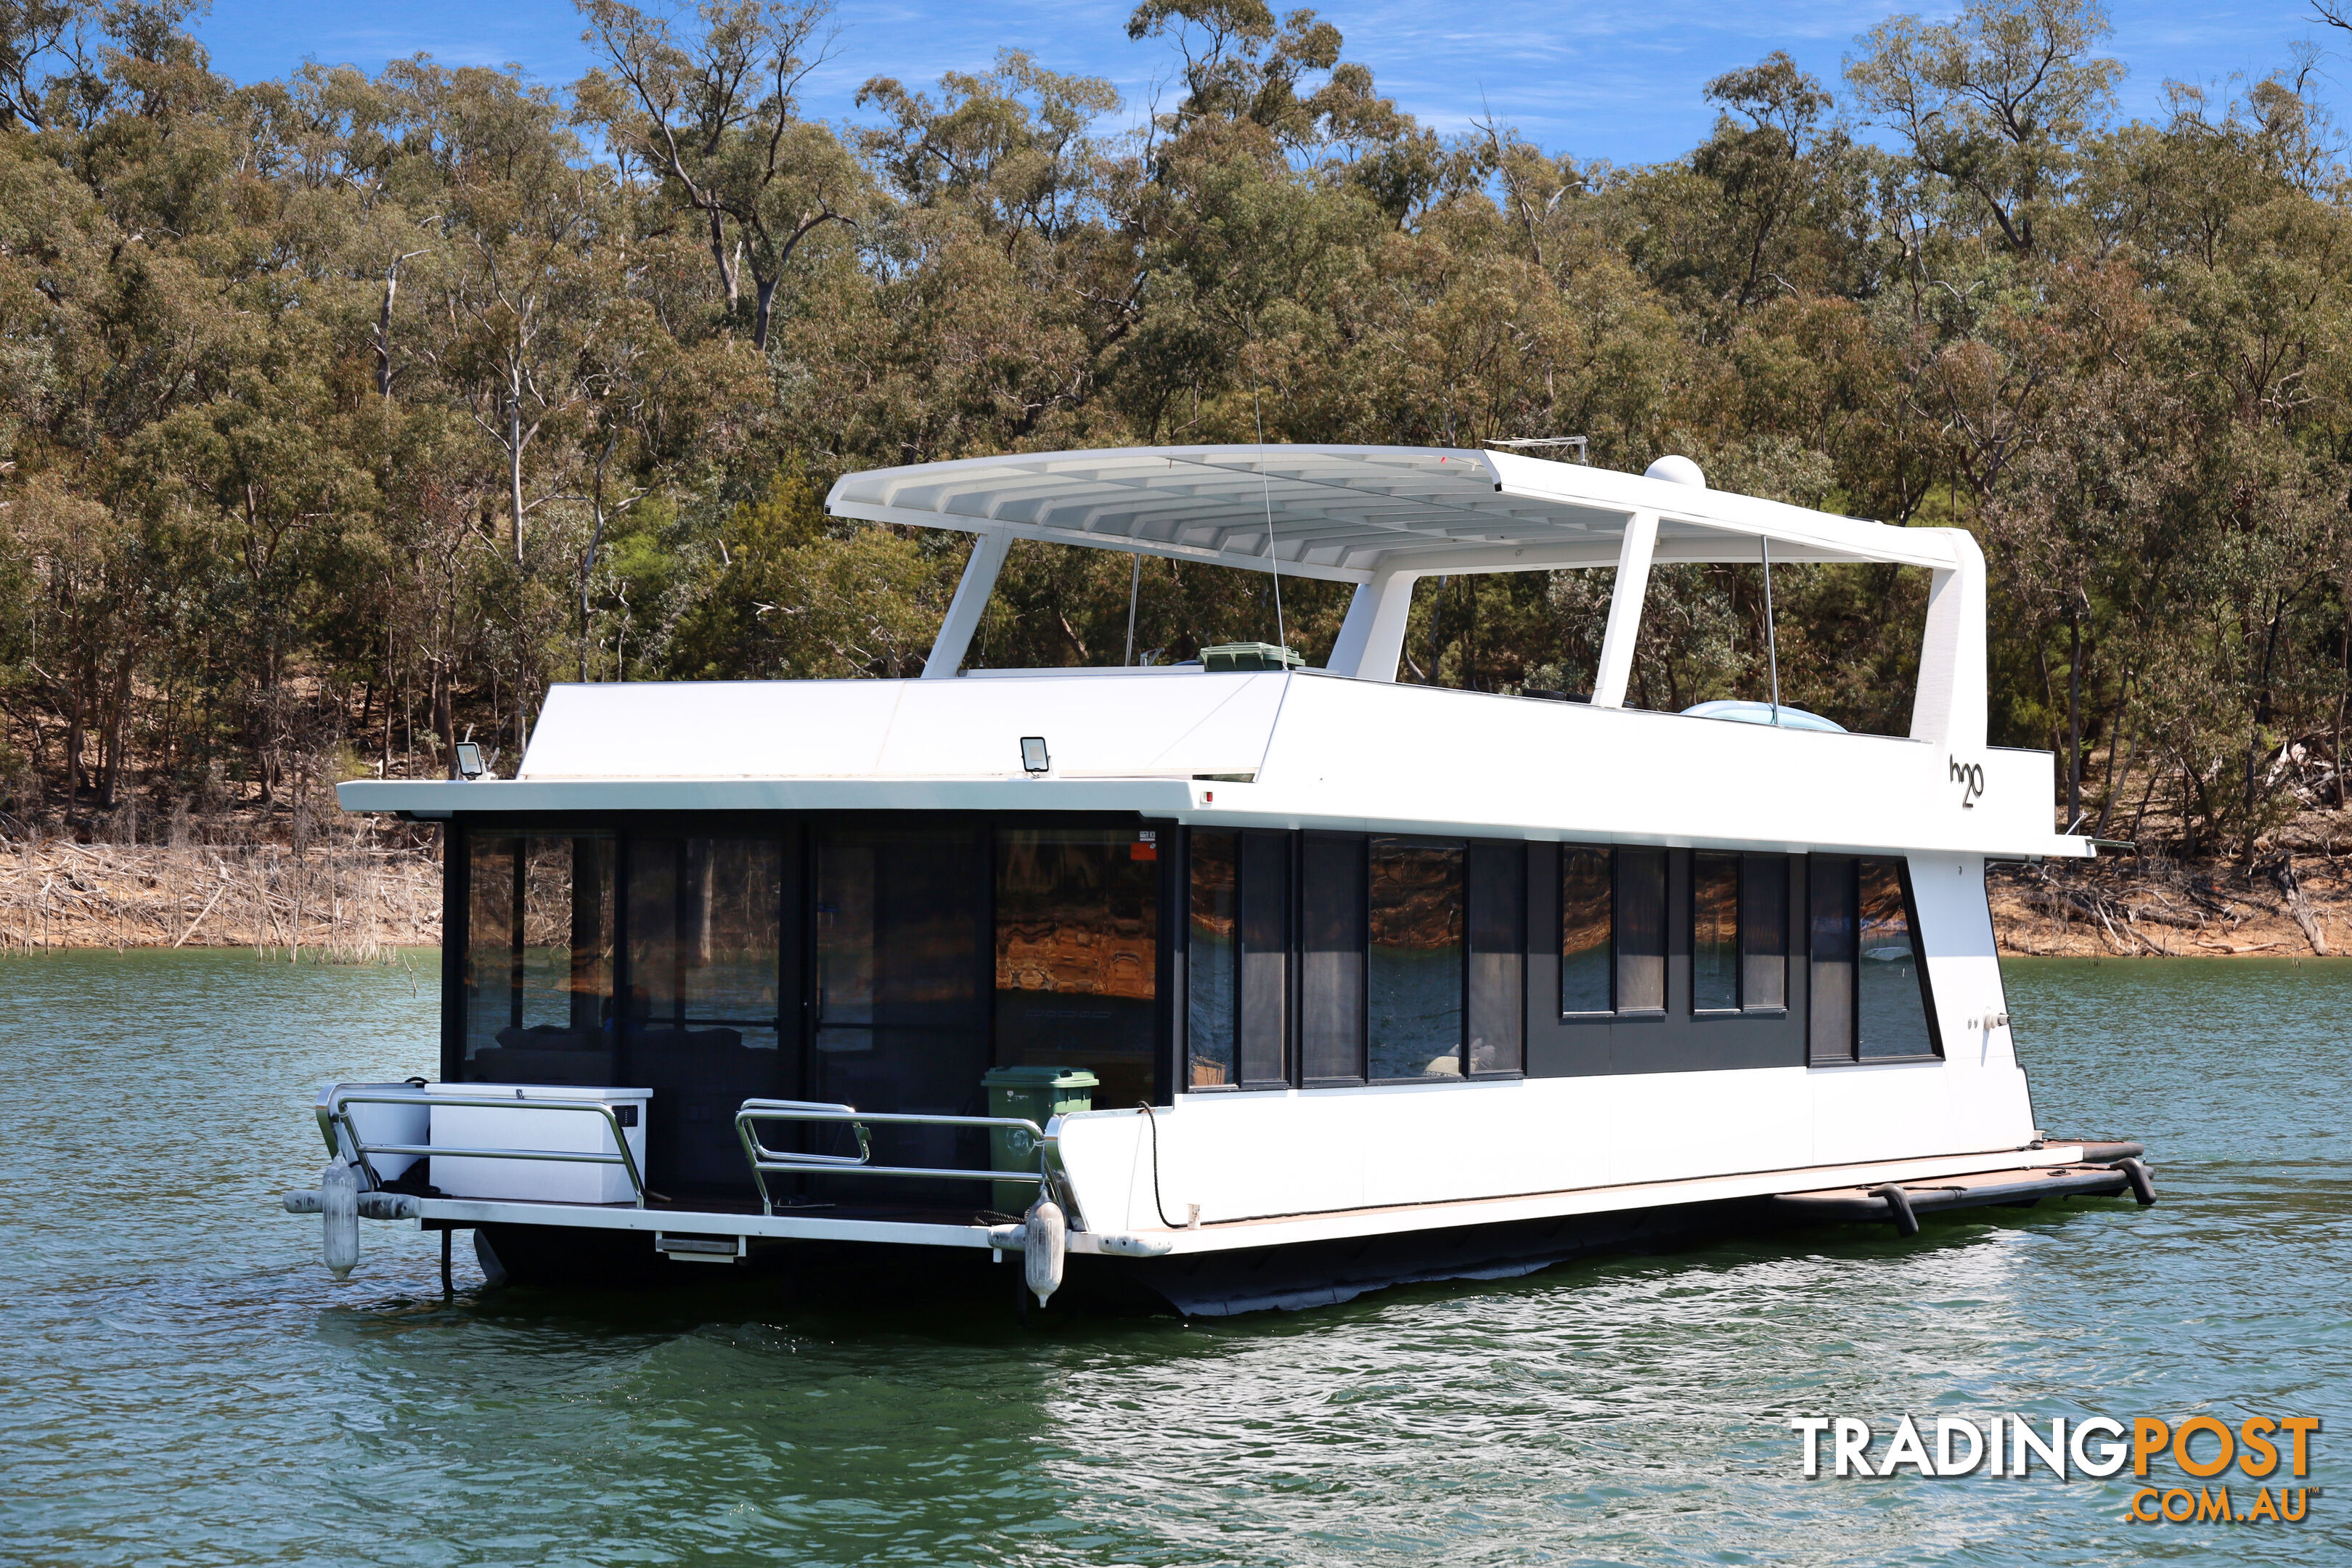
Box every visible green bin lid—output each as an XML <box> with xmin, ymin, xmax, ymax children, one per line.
<box><xmin>981</xmin><ymin>1066</ymin><xmax>1100</xmax><ymax>1089</ymax></box>
<box><xmin>1200</xmin><ymin>640</ymin><xmax>1304</xmax><ymax>672</ymax></box>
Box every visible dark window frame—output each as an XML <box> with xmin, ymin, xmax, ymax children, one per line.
<box><xmin>1299</xmin><ymin>830</ymin><xmax>1371</xmax><ymax>1088</ymax></box>
<box><xmin>1613</xmin><ymin>847</ymin><xmax>1669</xmax><ymax>1018</ymax></box>
<box><xmin>1236</xmin><ymin>828</ymin><xmax>1294</xmax><ymax>1090</ymax></box>
<box><xmin>1740</xmin><ymin>854</ymin><xmax>1790</xmax><ymax>1017</ymax></box>
<box><xmin>1689</xmin><ymin>850</ymin><xmax>1743</xmax><ymax>1016</ymax></box>
<box><xmin>1557</xmin><ymin>842</ymin><xmax>1617</xmax><ymax>1021</ymax></box>
<box><xmin>1466</xmin><ymin>838</ymin><xmax>1527</xmax><ymax>1079</ymax></box>
<box><xmin>1180</xmin><ymin>826</ymin><xmax>1240</xmax><ymax>1092</ymax></box>
<box><xmin>1364</xmin><ymin>833</ymin><xmax>1469</xmax><ymax>1085</ymax></box>
<box><xmin>1687</xmin><ymin>852</ymin><xmax>1792</xmax><ymax>1021</ymax></box>
<box><xmin>1805</xmin><ymin>854</ymin><xmax>1942</xmax><ymax>1066</ymax></box>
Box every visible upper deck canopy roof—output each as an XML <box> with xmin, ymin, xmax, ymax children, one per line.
<box><xmin>827</xmin><ymin>444</ymin><xmax>1959</xmax><ymax>584</ymax></box>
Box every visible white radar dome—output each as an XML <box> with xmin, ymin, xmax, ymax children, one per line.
<box><xmin>1644</xmin><ymin>454</ymin><xmax>1707</xmax><ymax>487</ymax></box>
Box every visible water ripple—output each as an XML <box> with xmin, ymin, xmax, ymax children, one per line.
<box><xmin>1</xmin><ymin>951</ymin><xmax>2345</xmax><ymax>1565</ymax></box>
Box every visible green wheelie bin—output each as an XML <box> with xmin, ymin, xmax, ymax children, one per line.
<box><xmin>980</xmin><ymin>1066</ymin><xmax>1097</xmax><ymax>1214</ymax></box>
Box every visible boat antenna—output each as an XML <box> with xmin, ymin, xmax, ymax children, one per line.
<box><xmin>1761</xmin><ymin>534</ymin><xmax>1782</xmax><ymax>726</ymax></box>
<box><xmin>1254</xmin><ymin>382</ymin><xmax>1286</xmax><ymax>658</ymax></box>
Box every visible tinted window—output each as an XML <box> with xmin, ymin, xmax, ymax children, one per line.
<box><xmin>1858</xmin><ymin>857</ymin><xmax>1937</xmax><ymax>1058</ymax></box>
<box><xmin>625</xmin><ymin>837</ymin><xmax>786</xmax><ymax>1190</ymax></box>
<box><xmin>1808</xmin><ymin>854</ymin><xmax>1855</xmax><ymax>1063</ymax></box>
<box><xmin>1741</xmin><ymin>855</ymin><xmax>1788</xmax><ymax>1011</ymax></box>
<box><xmin>1692</xmin><ymin>852</ymin><xmax>1739</xmax><ymax>1012</ymax></box>
<box><xmin>1238</xmin><ymin>831</ymin><xmax>1291</xmax><ymax>1085</ymax></box>
<box><xmin>626</xmin><ymin>838</ymin><xmax>783</xmax><ymax>1051</ymax></box>
<box><xmin>1467</xmin><ymin>842</ymin><xmax>1525</xmax><ymax>1074</ymax></box>
<box><xmin>1300</xmin><ymin>835</ymin><xmax>1368</xmax><ymax>1084</ymax></box>
<box><xmin>809</xmin><ymin>828</ymin><xmax>989</xmax><ymax>1114</ymax></box>
<box><xmin>1368</xmin><ymin>838</ymin><xmax>1465</xmax><ymax>1079</ymax></box>
<box><xmin>1186</xmin><ymin>830</ymin><xmax>1238</xmax><ymax>1087</ymax></box>
<box><xmin>1560</xmin><ymin>846</ymin><xmax>1612</xmax><ymax>1014</ymax></box>
<box><xmin>462</xmin><ymin>834</ymin><xmax>614</xmax><ymax>1083</ymax></box>
<box><xmin>995</xmin><ymin>828</ymin><xmax>1159</xmax><ymax>1108</ymax></box>
<box><xmin>1616</xmin><ymin>849</ymin><xmax>1667</xmax><ymax>1013</ymax></box>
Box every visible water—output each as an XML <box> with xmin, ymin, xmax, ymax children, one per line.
<box><xmin>3</xmin><ymin>950</ymin><xmax>2345</xmax><ymax>1565</ymax></box>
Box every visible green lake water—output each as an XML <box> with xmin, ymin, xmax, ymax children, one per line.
<box><xmin>2</xmin><ymin>949</ymin><xmax>2345</xmax><ymax>1565</ymax></box>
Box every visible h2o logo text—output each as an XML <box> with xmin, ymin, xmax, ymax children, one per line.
<box><xmin>1951</xmin><ymin>756</ymin><xmax>1985</xmax><ymax>809</ymax></box>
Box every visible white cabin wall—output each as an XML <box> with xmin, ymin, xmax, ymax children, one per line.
<box><xmin>1245</xmin><ymin>675</ymin><xmax>2070</xmax><ymax>859</ymax></box>
<box><xmin>1057</xmin><ymin>1051</ymin><xmax>2036</xmax><ymax>1235</ymax></box>
<box><xmin>1053</xmin><ymin>849</ymin><xmax>2037</xmax><ymax>1236</ymax></box>
<box><xmin>374</xmin><ymin>671</ymin><xmax>2083</xmax><ymax>867</ymax></box>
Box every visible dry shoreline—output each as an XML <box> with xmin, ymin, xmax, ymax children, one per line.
<box><xmin>0</xmin><ymin>839</ymin><xmax>439</xmax><ymax>957</ymax></box>
<box><xmin>1</xmin><ymin>839</ymin><xmax>2343</xmax><ymax>959</ymax></box>
<box><xmin>1986</xmin><ymin>857</ymin><xmax>2346</xmax><ymax>957</ymax></box>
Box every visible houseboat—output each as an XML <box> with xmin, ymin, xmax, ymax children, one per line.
<box><xmin>288</xmin><ymin>444</ymin><xmax>2155</xmax><ymax>1315</ymax></box>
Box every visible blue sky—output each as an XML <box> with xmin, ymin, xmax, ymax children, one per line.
<box><xmin>192</xmin><ymin>1</ymin><xmax>2337</xmax><ymax>164</ymax></box>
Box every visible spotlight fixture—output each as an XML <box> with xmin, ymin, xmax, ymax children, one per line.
<box><xmin>454</xmin><ymin>742</ymin><xmax>486</xmax><ymax>780</ymax></box>
<box><xmin>1020</xmin><ymin>736</ymin><xmax>1050</xmax><ymax>775</ymax></box>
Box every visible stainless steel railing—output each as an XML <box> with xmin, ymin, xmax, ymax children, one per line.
<box><xmin>317</xmin><ymin>1083</ymin><xmax>650</xmax><ymax>1209</ymax></box>
<box><xmin>734</xmin><ymin>1098</ymin><xmax>1052</xmax><ymax>1217</ymax></box>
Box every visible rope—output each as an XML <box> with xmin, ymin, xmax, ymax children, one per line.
<box><xmin>1135</xmin><ymin>1102</ymin><xmax>1180</xmax><ymax>1230</ymax></box>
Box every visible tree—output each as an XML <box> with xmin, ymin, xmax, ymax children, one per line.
<box><xmin>1847</xmin><ymin>0</ymin><xmax>2121</xmax><ymax>253</ymax></box>
<box><xmin>578</xmin><ymin>0</ymin><xmax>860</xmax><ymax>349</ymax></box>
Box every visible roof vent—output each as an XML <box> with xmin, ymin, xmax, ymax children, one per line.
<box><xmin>1645</xmin><ymin>454</ymin><xmax>1707</xmax><ymax>488</ymax></box>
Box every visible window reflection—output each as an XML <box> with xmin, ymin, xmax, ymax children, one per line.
<box><xmin>811</xmin><ymin>828</ymin><xmax>989</xmax><ymax>1100</ymax></box>
<box><xmin>1808</xmin><ymin>854</ymin><xmax>1856</xmax><ymax>1061</ymax></box>
<box><xmin>462</xmin><ymin>835</ymin><xmax>614</xmax><ymax>1085</ymax></box>
<box><xmin>995</xmin><ymin>828</ymin><xmax>1159</xmax><ymax>1109</ymax></box>
<box><xmin>1693</xmin><ymin>853</ymin><xmax>1739</xmax><ymax>1012</ymax></box>
<box><xmin>1368</xmin><ymin>837</ymin><xmax>1464</xmax><ymax>1079</ymax></box>
<box><xmin>1616</xmin><ymin>849</ymin><xmax>1667</xmax><ymax>1013</ymax></box>
<box><xmin>1467</xmin><ymin>842</ymin><xmax>1524</xmax><ymax>1074</ymax></box>
<box><xmin>1301</xmin><ymin>835</ymin><xmax>1367</xmax><ymax>1084</ymax></box>
<box><xmin>1238</xmin><ymin>832</ymin><xmax>1290</xmax><ymax>1085</ymax></box>
<box><xmin>626</xmin><ymin>838</ymin><xmax>783</xmax><ymax>1048</ymax></box>
<box><xmin>1560</xmin><ymin>846</ymin><xmax>1612</xmax><ymax>1015</ymax></box>
<box><xmin>1741</xmin><ymin>855</ymin><xmax>1787</xmax><ymax>1010</ymax></box>
<box><xmin>809</xmin><ymin>829</ymin><xmax>992</xmax><ymax>1187</ymax></box>
<box><xmin>625</xmin><ymin>838</ymin><xmax>785</xmax><ymax>1191</ymax></box>
<box><xmin>1857</xmin><ymin>857</ymin><xmax>1935</xmax><ymax>1058</ymax></box>
<box><xmin>1187</xmin><ymin>831</ymin><xmax>1238</xmax><ymax>1087</ymax></box>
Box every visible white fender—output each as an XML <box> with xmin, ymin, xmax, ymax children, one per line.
<box><xmin>1024</xmin><ymin>1199</ymin><xmax>1066</xmax><ymax>1307</ymax></box>
<box><xmin>320</xmin><ymin>1159</ymin><xmax>359</xmax><ymax>1280</ymax></box>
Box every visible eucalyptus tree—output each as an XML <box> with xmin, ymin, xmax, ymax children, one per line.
<box><xmin>576</xmin><ymin>0</ymin><xmax>863</xmax><ymax>349</ymax></box>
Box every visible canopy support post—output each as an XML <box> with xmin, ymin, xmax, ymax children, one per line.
<box><xmin>1591</xmin><ymin>510</ymin><xmax>1657</xmax><ymax>709</ymax></box>
<box><xmin>1910</xmin><ymin>528</ymin><xmax>1989</xmax><ymax>750</ymax></box>
<box><xmin>1330</xmin><ymin>569</ymin><xmax>1417</xmax><ymax>682</ymax></box>
<box><xmin>923</xmin><ymin>528</ymin><xmax>1010</xmax><ymax>679</ymax></box>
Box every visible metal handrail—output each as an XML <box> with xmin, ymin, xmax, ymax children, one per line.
<box><xmin>318</xmin><ymin>1084</ymin><xmax>650</xmax><ymax>1209</ymax></box>
<box><xmin>735</xmin><ymin>1098</ymin><xmax>1050</xmax><ymax>1216</ymax></box>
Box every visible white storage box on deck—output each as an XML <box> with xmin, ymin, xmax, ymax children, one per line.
<box><xmin>326</xmin><ymin>1083</ymin><xmax>430</xmax><ymax>1181</ymax></box>
<box><xmin>428</xmin><ymin>1083</ymin><xmax>652</xmax><ymax>1204</ymax></box>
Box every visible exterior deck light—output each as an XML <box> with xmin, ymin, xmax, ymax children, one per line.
<box><xmin>1020</xmin><ymin>736</ymin><xmax>1050</xmax><ymax>774</ymax></box>
<box><xmin>454</xmin><ymin>742</ymin><xmax>486</xmax><ymax>780</ymax></box>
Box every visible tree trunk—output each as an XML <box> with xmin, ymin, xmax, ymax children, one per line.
<box><xmin>2065</xmin><ymin>609</ymin><xmax>2083</xmax><ymax>830</ymax></box>
<box><xmin>376</xmin><ymin>271</ymin><xmax>397</xmax><ymax>398</ymax></box>
<box><xmin>709</xmin><ymin>208</ymin><xmax>738</xmax><ymax>311</ymax></box>
<box><xmin>432</xmin><ymin>663</ymin><xmax>457</xmax><ymax>780</ymax></box>
<box><xmin>64</xmin><ymin>686</ymin><xmax>84</xmax><ymax>801</ymax></box>
<box><xmin>509</xmin><ymin>386</ymin><xmax>526</xmax><ymax>566</ymax></box>
<box><xmin>753</xmin><ymin>273</ymin><xmax>778</xmax><ymax>352</ymax></box>
<box><xmin>98</xmin><ymin>656</ymin><xmax>132</xmax><ymax>809</ymax></box>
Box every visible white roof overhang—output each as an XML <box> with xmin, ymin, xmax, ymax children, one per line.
<box><xmin>825</xmin><ymin>444</ymin><xmax>1960</xmax><ymax>582</ymax></box>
